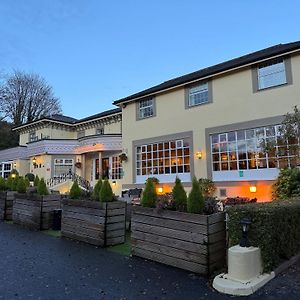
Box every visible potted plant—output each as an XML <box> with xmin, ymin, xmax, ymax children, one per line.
<box><xmin>119</xmin><ymin>153</ymin><xmax>128</xmax><ymax>162</ymax></box>
<box><xmin>75</xmin><ymin>161</ymin><xmax>82</xmax><ymax>168</ymax></box>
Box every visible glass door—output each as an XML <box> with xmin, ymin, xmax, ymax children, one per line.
<box><xmin>102</xmin><ymin>158</ymin><xmax>110</xmax><ymax>179</ymax></box>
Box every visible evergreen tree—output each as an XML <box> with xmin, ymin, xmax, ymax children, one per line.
<box><xmin>34</xmin><ymin>175</ymin><xmax>40</xmax><ymax>187</ymax></box>
<box><xmin>16</xmin><ymin>177</ymin><xmax>26</xmax><ymax>193</ymax></box>
<box><xmin>24</xmin><ymin>177</ymin><xmax>30</xmax><ymax>188</ymax></box>
<box><xmin>187</xmin><ymin>177</ymin><xmax>204</xmax><ymax>214</ymax></box>
<box><xmin>93</xmin><ymin>179</ymin><xmax>102</xmax><ymax>201</ymax></box>
<box><xmin>172</xmin><ymin>177</ymin><xmax>187</xmax><ymax>211</ymax></box>
<box><xmin>37</xmin><ymin>178</ymin><xmax>49</xmax><ymax>195</ymax></box>
<box><xmin>141</xmin><ymin>178</ymin><xmax>157</xmax><ymax>208</ymax></box>
<box><xmin>69</xmin><ymin>180</ymin><xmax>82</xmax><ymax>199</ymax></box>
<box><xmin>0</xmin><ymin>177</ymin><xmax>6</xmax><ymax>191</ymax></box>
<box><xmin>100</xmin><ymin>179</ymin><xmax>113</xmax><ymax>202</ymax></box>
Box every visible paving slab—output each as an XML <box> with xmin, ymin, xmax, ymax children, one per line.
<box><xmin>0</xmin><ymin>222</ymin><xmax>299</xmax><ymax>300</ymax></box>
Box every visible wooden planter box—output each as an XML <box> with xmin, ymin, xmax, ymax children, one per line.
<box><xmin>13</xmin><ymin>194</ymin><xmax>61</xmax><ymax>230</ymax></box>
<box><xmin>0</xmin><ymin>191</ymin><xmax>16</xmax><ymax>221</ymax></box>
<box><xmin>61</xmin><ymin>200</ymin><xmax>126</xmax><ymax>247</ymax></box>
<box><xmin>132</xmin><ymin>207</ymin><xmax>226</xmax><ymax>276</ymax></box>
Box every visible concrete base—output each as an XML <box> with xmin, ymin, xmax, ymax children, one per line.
<box><xmin>213</xmin><ymin>272</ymin><xmax>275</xmax><ymax>296</ymax></box>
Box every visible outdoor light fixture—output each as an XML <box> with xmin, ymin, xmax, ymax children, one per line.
<box><xmin>32</xmin><ymin>157</ymin><xmax>37</xmax><ymax>166</ymax></box>
<box><xmin>13</xmin><ymin>162</ymin><xmax>17</xmax><ymax>168</ymax></box>
<box><xmin>11</xmin><ymin>173</ymin><xmax>16</xmax><ymax>179</ymax></box>
<box><xmin>157</xmin><ymin>187</ymin><xmax>163</xmax><ymax>193</ymax></box>
<box><xmin>196</xmin><ymin>151</ymin><xmax>202</xmax><ymax>159</ymax></box>
<box><xmin>112</xmin><ymin>180</ymin><xmax>116</xmax><ymax>186</ymax></box>
<box><xmin>249</xmin><ymin>185</ymin><xmax>257</xmax><ymax>193</ymax></box>
<box><xmin>239</xmin><ymin>218</ymin><xmax>251</xmax><ymax>247</ymax></box>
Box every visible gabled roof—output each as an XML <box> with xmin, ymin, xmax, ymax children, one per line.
<box><xmin>113</xmin><ymin>41</ymin><xmax>300</xmax><ymax>105</ymax></box>
<box><xmin>77</xmin><ymin>108</ymin><xmax>121</xmax><ymax>123</ymax></box>
<box><xmin>50</xmin><ymin>114</ymin><xmax>78</xmax><ymax>124</ymax></box>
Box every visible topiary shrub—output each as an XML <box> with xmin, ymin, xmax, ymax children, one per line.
<box><xmin>37</xmin><ymin>178</ymin><xmax>49</xmax><ymax>195</ymax></box>
<box><xmin>16</xmin><ymin>177</ymin><xmax>26</xmax><ymax>194</ymax></box>
<box><xmin>69</xmin><ymin>180</ymin><xmax>82</xmax><ymax>199</ymax></box>
<box><xmin>6</xmin><ymin>173</ymin><xmax>19</xmax><ymax>191</ymax></box>
<box><xmin>141</xmin><ymin>178</ymin><xmax>157</xmax><ymax>208</ymax></box>
<box><xmin>100</xmin><ymin>179</ymin><xmax>113</xmax><ymax>202</ymax></box>
<box><xmin>198</xmin><ymin>178</ymin><xmax>217</xmax><ymax>197</ymax></box>
<box><xmin>25</xmin><ymin>173</ymin><xmax>35</xmax><ymax>182</ymax></box>
<box><xmin>93</xmin><ymin>179</ymin><xmax>102</xmax><ymax>201</ymax></box>
<box><xmin>24</xmin><ymin>177</ymin><xmax>30</xmax><ymax>188</ymax></box>
<box><xmin>172</xmin><ymin>177</ymin><xmax>187</xmax><ymax>212</ymax></box>
<box><xmin>34</xmin><ymin>175</ymin><xmax>40</xmax><ymax>187</ymax></box>
<box><xmin>272</xmin><ymin>168</ymin><xmax>300</xmax><ymax>200</ymax></box>
<box><xmin>0</xmin><ymin>177</ymin><xmax>6</xmax><ymax>191</ymax></box>
<box><xmin>187</xmin><ymin>177</ymin><xmax>204</xmax><ymax>214</ymax></box>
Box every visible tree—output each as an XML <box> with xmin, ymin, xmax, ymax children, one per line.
<box><xmin>0</xmin><ymin>121</ymin><xmax>18</xmax><ymax>150</ymax></box>
<box><xmin>100</xmin><ymin>179</ymin><xmax>113</xmax><ymax>202</ymax></box>
<box><xmin>172</xmin><ymin>177</ymin><xmax>187</xmax><ymax>211</ymax></box>
<box><xmin>0</xmin><ymin>70</ymin><xmax>61</xmax><ymax>125</ymax></box>
<box><xmin>93</xmin><ymin>179</ymin><xmax>102</xmax><ymax>201</ymax></box>
<box><xmin>69</xmin><ymin>180</ymin><xmax>81</xmax><ymax>199</ymax></box>
<box><xmin>16</xmin><ymin>177</ymin><xmax>26</xmax><ymax>194</ymax></box>
<box><xmin>187</xmin><ymin>177</ymin><xmax>204</xmax><ymax>214</ymax></box>
<box><xmin>141</xmin><ymin>178</ymin><xmax>157</xmax><ymax>208</ymax></box>
<box><xmin>37</xmin><ymin>178</ymin><xmax>49</xmax><ymax>195</ymax></box>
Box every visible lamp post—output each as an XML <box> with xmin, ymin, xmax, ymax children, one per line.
<box><xmin>239</xmin><ymin>218</ymin><xmax>251</xmax><ymax>247</ymax></box>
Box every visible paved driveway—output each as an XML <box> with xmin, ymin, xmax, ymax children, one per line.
<box><xmin>0</xmin><ymin>222</ymin><xmax>299</xmax><ymax>300</ymax></box>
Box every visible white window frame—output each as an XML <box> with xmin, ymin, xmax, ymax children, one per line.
<box><xmin>96</xmin><ymin>127</ymin><xmax>104</xmax><ymax>135</ymax></box>
<box><xmin>0</xmin><ymin>162</ymin><xmax>12</xmax><ymax>178</ymax></box>
<box><xmin>54</xmin><ymin>158</ymin><xmax>74</xmax><ymax>177</ymax></box>
<box><xmin>188</xmin><ymin>82</ymin><xmax>209</xmax><ymax>107</ymax></box>
<box><xmin>257</xmin><ymin>58</ymin><xmax>287</xmax><ymax>90</ymax></box>
<box><xmin>29</xmin><ymin>131</ymin><xmax>38</xmax><ymax>142</ymax></box>
<box><xmin>139</xmin><ymin>98</ymin><xmax>154</xmax><ymax>119</ymax></box>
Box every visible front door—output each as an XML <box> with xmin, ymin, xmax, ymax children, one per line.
<box><xmin>102</xmin><ymin>158</ymin><xmax>109</xmax><ymax>179</ymax></box>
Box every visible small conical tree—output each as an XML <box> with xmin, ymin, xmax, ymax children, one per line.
<box><xmin>0</xmin><ymin>177</ymin><xmax>6</xmax><ymax>191</ymax></box>
<box><xmin>172</xmin><ymin>177</ymin><xmax>187</xmax><ymax>212</ymax></box>
<box><xmin>141</xmin><ymin>178</ymin><xmax>157</xmax><ymax>208</ymax></box>
<box><xmin>93</xmin><ymin>179</ymin><xmax>102</xmax><ymax>201</ymax></box>
<box><xmin>37</xmin><ymin>178</ymin><xmax>49</xmax><ymax>195</ymax></box>
<box><xmin>6</xmin><ymin>173</ymin><xmax>19</xmax><ymax>191</ymax></box>
<box><xmin>16</xmin><ymin>177</ymin><xmax>26</xmax><ymax>194</ymax></box>
<box><xmin>34</xmin><ymin>175</ymin><xmax>40</xmax><ymax>187</ymax></box>
<box><xmin>187</xmin><ymin>177</ymin><xmax>204</xmax><ymax>214</ymax></box>
<box><xmin>69</xmin><ymin>180</ymin><xmax>82</xmax><ymax>199</ymax></box>
<box><xmin>24</xmin><ymin>177</ymin><xmax>30</xmax><ymax>188</ymax></box>
<box><xmin>100</xmin><ymin>179</ymin><xmax>113</xmax><ymax>202</ymax></box>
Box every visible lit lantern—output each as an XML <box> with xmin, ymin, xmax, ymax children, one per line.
<box><xmin>11</xmin><ymin>173</ymin><xmax>16</xmax><ymax>179</ymax></box>
<box><xmin>249</xmin><ymin>185</ymin><xmax>257</xmax><ymax>193</ymax></box>
<box><xmin>32</xmin><ymin>157</ymin><xmax>37</xmax><ymax>165</ymax></box>
<box><xmin>157</xmin><ymin>187</ymin><xmax>163</xmax><ymax>194</ymax></box>
<box><xmin>196</xmin><ymin>151</ymin><xmax>202</xmax><ymax>159</ymax></box>
<box><xmin>112</xmin><ymin>180</ymin><xmax>116</xmax><ymax>186</ymax></box>
<box><xmin>239</xmin><ymin>218</ymin><xmax>251</xmax><ymax>247</ymax></box>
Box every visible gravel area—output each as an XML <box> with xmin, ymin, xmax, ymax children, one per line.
<box><xmin>0</xmin><ymin>222</ymin><xmax>299</xmax><ymax>300</ymax></box>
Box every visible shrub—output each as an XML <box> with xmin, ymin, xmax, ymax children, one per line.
<box><xmin>198</xmin><ymin>178</ymin><xmax>217</xmax><ymax>197</ymax></box>
<box><xmin>34</xmin><ymin>175</ymin><xmax>40</xmax><ymax>187</ymax></box>
<box><xmin>187</xmin><ymin>177</ymin><xmax>204</xmax><ymax>214</ymax></box>
<box><xmin>172</xmin><ymin>177</ymin><xmax>187</xmax><ymax>211</ymax></box>
<box><xmin>6</xmin><ymin>174</ymin><xmax>19</xmax><ymax>191</ymax></box>
<box><xmin>100</xmin><ymin>179</ymin><xmax>113</xmax><ymax>202</ymax></box>
<box><xmin>93</xmin><ymin>179</ymin><xmax>102</xmax><ymax>201</ymax></box>
<box><xmin>16</xmin><ymin>177</ymin><xmax>26</xmax><ymax>194</ymax></box>
<box><xmin>272</xmin><ymin>168</ymin><xmax>300</xmax><ymax>200</ymax></box>
<box><xmin>227</xmin><ymin>199</ymin><xmax>300</xmax><ymax>272</ymax></box>
<box><xmin>203</xmin><ymin>197</ymin><xmax>220</xmax><ymax>215</ymax></box>
<box><xmin>141</xmin><ymin>178</ymin><xmax>157</xmax><ymax>208</ymax></box>
<box><xmin>25</xmin><ymin>173</ymin><xmax>35</xmax><ymax>182</ymax></box>
<box><xmin>24</xmin><ymin>177</ymin><xmax>30</xmax><ymax>188</ymax></box>
<box><xmin>223</xmin><ymin>197</ymin><xmax>257</xmax><ymax>206</ymax></box>
<box><xmin>156</xmin><ymin>193</ymin><xmax>175</xmax><ymax>211</ymax></box>
<box><xmin>37</xmin><ymin>178</ymin><xmax>49</xmax><ymax>195</ymax></box>
<box><xmin>69</xmin><ymin>180</ymin><xmax>81</xmax><ymax>199</ymax></box>
<box><xmin>0</xmin><ymin>177</ymin><xmax>6</xmax><ymax>191</ymax></box>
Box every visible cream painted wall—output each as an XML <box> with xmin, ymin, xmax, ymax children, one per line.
<box><xmin>13</xmin><ymin>159</ymin><xmax>30</xmax><ymax>177</ymax></box>
<box><xmin>121</xmin><ymin>53</ymin><xmax>300</xmax><ymax>188</ymax></box>
<box><xmin>29</xmin><ymin>155</ymin><xmax>52</xmax><ymax>181</ymax></box>
<box><xmin>79</xmin><ymin>120</ymin><xmax>121</xmax><ymax>137</ymax></box>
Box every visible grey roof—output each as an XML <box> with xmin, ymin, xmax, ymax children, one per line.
<box><xmin>50</xmin><ymin>114</ymin><xmax>78</xmax><ymax>124</ymax></box>
<box><xmin>113</xmin><ymin>41</ymin><xmax>300</xmax><ymax>105</ymax></box>
<box><xmin>77</xmin><ymin>108</ymin><xmax>121</xmax><ymax>123</ymax></box>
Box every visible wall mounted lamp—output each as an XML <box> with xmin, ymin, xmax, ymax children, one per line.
<box><xmin>196</xmin><ymin>151</ymin><xmax>202</xmax><ymax>159</ymax></box>
<box><xmin>249</xmin><ymin>185</ymin><xmax>257</xmax><ymax>193</ymax></box>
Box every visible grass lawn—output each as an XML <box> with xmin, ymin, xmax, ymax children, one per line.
<box><xmin>42</xmin><ymin>230</ymin><xmax>62</xmax><ymax>238</ymax></box>
<box><xmin>106</xmin><ymin>231</ymin><xmax>131</xmax><ymax>256</ymax></box>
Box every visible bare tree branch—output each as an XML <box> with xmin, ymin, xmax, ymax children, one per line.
<box><xmin>0</xmin><ymin>70</ymin><xmax>62</xmax><ymax>125</ymax></box>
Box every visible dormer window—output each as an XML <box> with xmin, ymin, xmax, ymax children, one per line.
<box><xmin>96</xmin><ymin>127</ymin><xmax>104</xmax><ymax>135</ymax></box>
<box><xmin>29</xmin><ymin>131</ymin><xmax>37</xmax><ymax>142</ymax></box>
<box><xmin>185</xmin><ymin>81</ymin><xmax>212</xmax><ymax>108</ymax></box>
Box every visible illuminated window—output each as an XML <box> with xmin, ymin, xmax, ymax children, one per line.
<box><xmin>54</xmin><ymin>158</ymin><xmax>73</xmax><ymax>177</ymax></box>
<box><xmin>0</xmin><ymin>162</ymin><xmax>12</xmax><ymax>178</ymax></box>
<box><xmin>111</xmin><ymin>156</ymin><xmax>123</xmax><ymax>179</ymax></box>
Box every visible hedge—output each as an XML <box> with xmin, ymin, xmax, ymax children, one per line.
<box><xmin>227</xmin><ymin>198</ymin><xmax>300</xmax><ymax>273</ymax></box>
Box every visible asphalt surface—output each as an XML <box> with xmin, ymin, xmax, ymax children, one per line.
<box><xmin>0</xmin><ymin>222</ymin><xmax>299</xmax><ymax>300</ymax></box>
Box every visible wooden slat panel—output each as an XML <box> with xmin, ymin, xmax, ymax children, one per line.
<box><xmin>62</xmin><ymin>230</ymin><xmax>104</xmax><ymax>246</ymax></box>
<box><xmin>62</xmin><ymin>210</ymin><xmax>105</xmax><ymax>224</ymax></box>
<box><xmin>63</xmin><ymin>199</ymin><xmax>103</xmax><ymax>209</ymax></box>
<box><xmin>131</xmin><ymin>230</ymin><xmax>208</xmax><ymax>254</ymax></box>
<box><xmin>62</xmin><ymin>217</ymin><xmax>104</xmax><ymax>231</ymax></box>
<box><xmin>106</xmin><ymin>236</ymin><xmax>125</xmax><ymax>246</ymax></box>
<box><xmin>106</xmin><ymin>229</ymin><xmax>125</xmax><ymax>238</ymax></box>
<box><xmin>208</xmin><ymin>212</ymin><xmax>225</xmax><ymax>225</ymax></box>
<box><xmin>132</xmin><ymin>247</ymin><xmax>208</xmax><ymax>274</ymax></box>
<box><xmin>132</xmin><ymin>214</ymin><xmax>207</xmax><ymax>233</ymax></box>
<box><xmin>62</xmin><ymin>224</ymin><xmax>104</xmax><ymax>239</ymax></box>
<box><xmin>107</xmin><ymin>215</ymin><xmax>125</xmax><ymax>224</ymax></box>
<box><xmin>133</xmin><ymin>206</ymin><xmax>208</xmax><ymax>225</ymax></box>
<box><xmin>62</xmin><ymin>205</ymin><xmax>105</xmax><ymax>217</ymax></box>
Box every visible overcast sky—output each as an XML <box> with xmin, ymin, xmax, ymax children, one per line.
<box><xmin>0</xmin><ymin>0</ymin><xmax>299</xmax><ymax>119</ymax></box>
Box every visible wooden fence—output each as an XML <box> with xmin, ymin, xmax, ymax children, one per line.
<box><xmin>0</xmin><ymin>191</ymin><xmax>16</xmax><ymax>221</ymax></box>
<box><xmin>61</xmin><ymin>200</ymin><xmax>126</xmax><ymax>247</ymax></box>
<box><xmin>131</xmin><ymin>206</ymin><xmax>226</xmax><ymax>276</ymax></box>
<box><xmin>13</xmin><ymin>194</ymin><xmax>61</xmax><ymax>230</ymax></box>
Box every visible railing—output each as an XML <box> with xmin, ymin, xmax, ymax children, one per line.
<box><xmin>46</xmin><ymin>172</ymin><xmax>91</xmax><ymax>191</ymax></box>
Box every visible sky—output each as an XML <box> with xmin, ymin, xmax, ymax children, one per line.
<box><xmin>0</xmin><ymin>0</ymin><xmax>300</xmax><ymax>119</ymax></box>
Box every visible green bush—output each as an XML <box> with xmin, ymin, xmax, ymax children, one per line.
<box><xmin>93</xmin><ymin>179</ymin><xmax>102</xmax><ymax>201</ymax></box>
<box><xmin>227</xmin><ymin>199</ymin><xmax>300</xmax><ymax>272</ymax></box>
<box><xmin>6</xmin><ymin>174</ymin><xmax>19</xmax><ymax>191</ymax></box>
<box><xmin>24</xmin><ymin>177</ymin><xmax>30</xmax><ymax>188</ymax></box>
<box><xmin>16</xmin><ymin>177</ymin><xmax>26</xmax><ymax>194</ymax></box>
<box><xmin>25</xmin><ymin>173</ymin><xmax>35</xmax><ymax>182</ymax></box>
<box><xmin>272</xmin><ymin>168</ymin><xmax>300</xmax><ymax>200</ymax></box>
<box><xmin>69</xmin><ymin>180</ymin><xmax>82</xmax><ymax>199</ymax></box>
<box><xmin>0</xmin><ymin>177</ymin><xmax>6</xmax><ymax>191</ymax></box>
<box><xmin>37</xmin><ymin>178</ymin><xmax>49</xmax><ymax>195</ymax></box>
<box><xmin>141</xmin><ymin>178</ymin><xmax>157</xmax><ymax>208</ymax></box>
<box><xmin>172</xmin><ymin>177</ymin><xmax>187</xmax><ymax>211</ymax></box>
<box><xmin>187</xmin><ymin>177</ymin><xmax>204</xmax><ymax>214</ymax></box>
<box><xmin>100</xmin><ymin>179</ymin><xmax>113</xmax><ymax>202</ymax></box>
<box><xmin>34</xmin><ymin>175</ymin><xmax>40</xmax><ymax>187</ymax></box>
<box><xmin>198</xmin><ymin>178</ymin><xmax>216</xmax><ymax>197</ymax></box>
